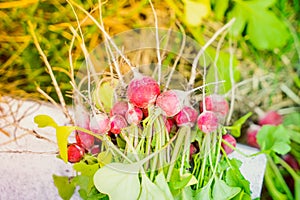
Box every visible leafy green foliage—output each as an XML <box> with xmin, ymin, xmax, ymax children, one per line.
<box><xmin>257</xmin><ymin>125</ymin><xmax>291</xmax><ymax>155</ymax></box>
<box><xmin>225</xmin><ymin>159</ymin><xmax>251</xmax><ymax>198</ymax></box>
<box><xmin>154</xmin><ymin>172</ymin><xmax>174</xmax><ymax>200</ymax></box>
<box><xmin>169</xmin><ymin>168</ymin><xmax>197</xmax><ymax>196</ymax></box>
<box><xmin>228</xmin><ymin>0</ymin><xmax>290</xmax><ymax>50</ymax></box>
<box><xmin>212</xmin><ymin>178</ymin><xmax>241</xmax><ymax>200</ymax></box>
<box><xmin>93</xmin><ymin>162</ymin><xmax>141</xmax><ymax>200</ymax></box>
<box><xmin>34</xmin><ymin>115</ymin><xmax>75</xmax><ymax>162</ymax></box>
<box><xmin>53</xmin><ymin>175</ymin><xmax>76</xmax><ymax>200</ymax></box>
<box><xmin>225</xmin><ymin>112</ymin><xmax>252</xmax><ymax>137</ymax></box>
<box><xmin>139</xmin><ymin>173</ymin><xmax>167</xmax><ymax>199</ymax></box>
<box><xmin>92</xmin><ymin>80</ymin><xmax>118</xmax><ymax>112</ymax></box>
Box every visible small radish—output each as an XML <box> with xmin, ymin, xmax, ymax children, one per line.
<box><xmin>174</xmin><ymin>106</ymin><xmax>198</xmax><ymax>127</ymax></box>
<box><xmin>200</xmin><ymin>94</ymin><xmax>229</xmax><ymax>120</ymax></box>
<box><xmin>141</xmin><ymin>108</ymin><xmax>149</xmax><ymax>119</ymax></box>
<box><xmin>197</xmin><ymin>111</ymin><xmax>219</xmax><ymax>134</ymax></box>
<box><xmin>127</xmin><ymin>76</ymin><xmax>160</xmax><ymax>109</ymax></box>
<box><xmin>125</xmin><ymin>106</ymin><xmax>143</xmax><ymax>125</ymax></box>
<box><xmin>156</xmin><ymin>81</ymin><xmax>223</xmax><ymax>117</ymax></box>
<box><xmin>89</xmin><ymin>113</ymin><xmax>111</xmax><ymax>134</ymax></box>
<box><xmin>110</xmin><ymin>114</ymin><xmax>128</xmax><ymax>134</ymax></box>
<box><xmin>246</xmin><ymin>124</ymin><xmax>261</xmax><ymax>148</ymax></box>
<box><xmin>156</xmin><ymin>90</ymin><xmax>182</xmax><ymax>117</ymax></box>
<box><xmin>76</xmin><ymin>132</ymin><xmax>95</xmax><ymax>149</ymax></box>
<box><xmin>90</xmin><ymin>145</ymin><xmax>101</xmax><ymax>155</ymax></box>
<box><xmin>165</xmin><ymin>118</ymin><xmax>177</xmax><ymax>133</ymax></box>
<box><xmin>221</xmin><ymin>134</ymin><xmax>237</xmax><ymax>154</ymax></box>
<box><xmin>258</xmin><ymin>111</ymin><xmax>283</xmax><ymax>126</ymax></box>
<box><xmin>282</xmin><ymin>154</ymin><xmax>300</xmax><ymax>171</ymax></box>
<box><xmin>74</xmin><ymin>104</ymin><xmax>94</xmax><ymax>149</ymax></box>
<box><xmin>190</xmin><ymin>143</ymin><xmax>198</xmax><ymax>158</ymax></box>
<box><xmin>67</xmin><ymin>143</ymin><xmax>85</xmax><ymax>163</ymax></box>
<box><xmin>110</xmin><ymin>101</ymin><xmax>128</xmax><ymax>117</ymax></box>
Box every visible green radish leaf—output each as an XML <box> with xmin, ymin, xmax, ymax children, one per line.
<box><xmin>225</xmin><ymin>160</ymin><xmax>251</xmax><ymax>195</ymax></box>
<box><xmin>257</xmin><ymin>125</ymin><xmax>291</xmax><ymax>155</ymax></box>
<box><xmin>174</xmin><ymin>186</ymin><xmax>195</xmax><ymax>200</ymax></box>
<box><xmin>34</xmin><ymin>114</ymin><xmax>58</xmax><ymax>128</ymax></box>
<box><xmin>212</xmin><ymin>178</ymin><xmax>241</xmax><ymax>200</ymax></box>
<box><xmin>92</xmin><ymin>80</ymin><xmax>118</xmax><ymax>113</ymax></box>
<box><xmin>228</xmin><ymin>0</ymin><xmax>290</xmax><ymax>50</ymax></box>
<box><xmin>73</xmin><ymin>162</ymin><xmax>99</xmax><ymax>177</ymax></box>
<box><xmin>169</xmin><ymin>169</ymin><xmax>197</xmax><ymax>190</ymax></box>
<box><xmin>154</xmin><ymin>172</ymin><xmax>174</xmax><ymax>200</ymax></box>
<box><xmin>56</xmin><ymin>126</ymin><xmax>76</xmax><ymax>162</ymax></box>
<box><xmin>73</xmin><ymin>175</ymin><xmax>91</xmax><ymax>196</ymax></box>
<box><xmin>53</xmin><ymin>175</ymin><xmax>76</xmax><ymax>200</ymax></box>
<box><xmin>93</xmin><ymin>162</ymin><xmax>141</xmax><ymax>200</ymax></box>
<box><xmin>139</xmin><ymin>173</ymin><xmax>167</xmax><ymax>199</ymax></box>
<box><xmin>225</xmin><ymin>112</ymin><xmax>252</xmax><ymax>137</ymax></box>
<box><xmin>97</xmin><ymin>151</ymin><xmax>113</xmax><ymax>167</ymax></box>
<box><xmin>214</xmin><ymin>0</ymin><xmax>229</xmax><ymax>20</ymax></box>
<box><xmin>232</xmin><ymin>190</ymin><xmax>252</xmax><ymax>200</ymax></box>
<box><xmin>35</xmin><ymin>115</ymin><xmax>75</xmax><ymax>163</ymax></box>
<box><xmin>194</xmin><ymin>181</ymin><xmax>212</xmax><ymax>200</ymax></box>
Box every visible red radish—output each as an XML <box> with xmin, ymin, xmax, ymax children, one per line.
<box><xmin>74</xmin><ymin>105</ymin><xmax>94</xmax><ymax>149</ymax></box>
<box><xmin>221</xmin><ymin>134</ymin><xmax>237</xmax><ymax>154</ymax></box>
<box><xmin>67</xmin><ymin>143</ymin><xmax>85</xmax><ymax>163</ymax></box>
<box><xmin>89</xmin><ymin>113</ymin><xmax>110</xmax><ymax>134</ymax></box>
<box><xmin>165</xmin><ymin>118</ymin><xmax>177</xmax><ymax>133</ymax></box>
<box><xmin>76</xmin><ymin>132</ymin><xmax>95</xmax><ymax>149</ymax></box>
<box><xmin>246</xmin><ymin>124</ymin><xmax>261</xmax><ymax>148</ymax></box>
<box><xmin>110</xmin><ymin>101</ymin><xmax>128</xmax><ymax>117</ymax></box>
<box><xmin>258</xmin><ymin>111</ymin><xmax>283</xmax><ymax>126</ymax></box>
<box><xmin>156</xmin><ymin>90</ymin><xmax>182</xmax><ymax>117</ymax></box>
<box><xmin>141</xmin><ymin>108</ymin><xmax>149</xmax><ymax>119</ymax></box>
<box><xmin>282</xmin><ymin>154</ymin><xmax>300</xmax><ymax>171</ymax></box>
<box><xmin>110</xmin><ymin>115</ymin><xmax>128</xmax><ymax>134</ymax></box>
<box><xmin>127</xmin><ymin>76</ymin><xmax>160</xmax><ymax>108</ymax></box>
<box><xmin>90</xmin><ymin>145</ymin><xmax>101</xmax><ymax>155</ymax></box>
<box><xmin>174</xmin><ymin>106</ymin><xmax>198</xmax><ymax>127</ymax></box>
<box><xmin>200</xmin><ymin>94</ymin><xmax>229</xmax><ymax>120</ymax></box>
<box><xmin>125</xmin><ymin>106</ymin><xmax>143</xmax><ymax>125</ymax></box>
<box><xmin>190</xmin><ymin>143</ymin><xmax>198</xmax><ymax>158</ymax></box>
<box><xmin>156</xmin><ymin>82</ymin><xmax>221</xmax><ymax>117</ymax></box>
<box><xmin>197</xmin><ymin>111</ymin><xmax>219</xmax><ymax>134</ymax></box>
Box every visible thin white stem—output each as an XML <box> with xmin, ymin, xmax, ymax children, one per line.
<box><xmin>28</xmin><ymin>21</ymin><xmax>73</xmax><ymax>124</ymax></box>
<box><xmin>149</xmin><ymin>0</ymin><xmax>162</xmax><ymax>84</ymax></box>
<box><xmin>202</xmin><ymin>52</ymin><xmax>207</xmax><ymax>112</ymax></box>
<box><xmin>188</xmin><ymin>18</ymin><xmax>235</xmax><ymax>88</ymax></box>
<box><xmin>226</xmin><ymin>37</ymin><xmax>235</xmax><ymax>125</ymax></box>
<box><xmin>165</xmin><ymin>23</ymin><xmax>186</xmax><ymax>91</ymax></box>
<box><xmin>68</xmin><ymin>0</ymin><xmax>134</xmax><ymax>71</ymax></box>
<box><xmin>98</xmin><ymin>0</ymin><xmax>125</xmax><ymax>85</ymax></box>
<box><xmin>68</xmin><ymin>2</ymin><xmax>96</xmax><ymax>114</ymax></box>
<box><xmin>213</xmin><ymin>30</ymin><xmax>228</xmax><ymax>94</ymax></box>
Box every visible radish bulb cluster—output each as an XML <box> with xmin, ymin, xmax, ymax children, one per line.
<box><xmin>68</xmin><ymin>75</ymin><xmax>235</xmax><ymax>163</ymax></box>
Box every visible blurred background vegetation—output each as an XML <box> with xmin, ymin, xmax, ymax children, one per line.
<box><xmin>1</xmin><ymin>0</ymin><xmax>299</xmax><ymax>104</ymax></box>
<box><xmin>0</xmin><ymin>0</ymin><xmax>299</xmax><ymax>199</ymax></box>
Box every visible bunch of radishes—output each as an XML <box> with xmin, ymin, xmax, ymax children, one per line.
<box><xmin>67</xmin><ymin>74</ymin><xmax>236</xmax><ymax>163</ymax></box>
